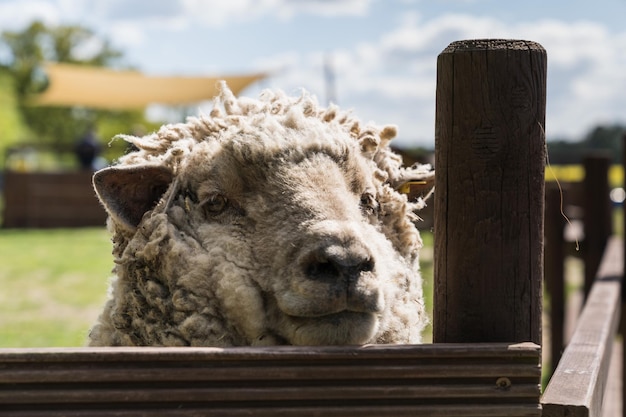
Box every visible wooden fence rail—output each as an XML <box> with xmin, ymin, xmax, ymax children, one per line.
<box><xmin>0</xmin><ymin>343</ymin><xmax>541</xmax><ymax>417</ymax></box>
<box><xmin>541</xmin><ymin>237</ymin><xmax>623</xmax><ymax>417</ymax></box>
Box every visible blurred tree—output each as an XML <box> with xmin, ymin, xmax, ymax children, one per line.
<box><xmin>0</xmin><ymin>68</ymin><xmax>29</xmax><ymax>148</ymax></box>
<box><xmin>547</xmin><ymin>124</ymin><xmax>626</xmax><ymax>164</ymax></box>
<box><xmin>0</xmin><ymin>21</ymin><xmax>155</xmax><ymax>164</ymax></box>
<box><xmin>583</xmin><ymin>125</ymin><xmax>625</xmax><ymax>153</ymax></box>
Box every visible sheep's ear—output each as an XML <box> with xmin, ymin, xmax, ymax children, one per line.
<box><xmin>93</xmin><ymin>165</ymin><xmax>173</xmax><ymax>230</ymax></box>
<box><xmin>397</xmin><ymin>171</ymin><xmax>435</xmax><ymax>202</ymax></box>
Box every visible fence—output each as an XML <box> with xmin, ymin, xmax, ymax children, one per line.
<box><xmin>2</xmin><ymin>171</ymin><xmax>107</xmax><ymax>228</ymax></box>
<box><xmin>542</xmin><ymin>142</ymin><xmax>626</xmax><ymax>416</ymax></box>
<box><xmin>0</xmin><ymin>39</ymin><xmax>622</xmax><ymax>416</ymax></box>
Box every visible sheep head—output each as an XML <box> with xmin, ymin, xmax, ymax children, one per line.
<box><xmin>89</xmin><ymin>83</ymin><xmax>433</xmax><ymax>347</ymax></box>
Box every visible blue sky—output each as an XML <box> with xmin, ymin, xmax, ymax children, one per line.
<box><xmin>1</xmin><ymin>0</ymin><xmax>626</xmax><ymax>148</ymax></box>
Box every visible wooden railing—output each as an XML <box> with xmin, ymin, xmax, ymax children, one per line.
<box><xmin>0</xmin><ymin>343</ymin><xmax>541</xmax><ymax>416</ymax></box>
<box><xmin>542</xmin><ymin>237</ymin><xmax>623</xmax><ymax>416</ymax></box>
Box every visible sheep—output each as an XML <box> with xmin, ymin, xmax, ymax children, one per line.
<box><xmin>88</xmin><ymin>82</ymin><xmax>434</xmax><ymax>347</ymax></box>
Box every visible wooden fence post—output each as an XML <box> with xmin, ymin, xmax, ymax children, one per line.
<box><xmin>583</xmin><ymin>154</ymin><xmax>612</xmax><ymax>298</ymax></box>
<box><xmin>434</xmin><ymin>39</ymin><xmax>546</xmax><ymax>345</ymax></box>
<box><xmin>545</xmin><ymin>183</ymin><xmax>566</xmax><ymax>374</ymax></box>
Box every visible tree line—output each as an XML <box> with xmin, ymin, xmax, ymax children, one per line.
<box><xmin>399</xmin><ymin>123</ymin><xmax>626</xmax><ymax>167</ymax></box>
<box><xmin>0</xmin><ymin>21</ymin><xmax>158</xmax><ymax>164</ymax></box>
<box><xmin>547</xmin><ymin>124</ymin><xmax>626</xmax><ymax>164</ymax></box>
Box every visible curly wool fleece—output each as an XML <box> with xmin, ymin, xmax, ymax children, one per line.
<box><xmin>89</xmin><ymin>82</ymin><xmax>434</xmax><ymax>347</ymax></box>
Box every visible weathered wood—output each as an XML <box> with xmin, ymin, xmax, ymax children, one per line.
<box><xmin>433</xmin><ymin>39</ymin><xmax>546</xmax><ymax>344</ymax></box>
<box><xmin>542</xmin><ymin>237</ymin><xmax>624</xmax><ymax>417</ymax></box>
<box><xmin>583</xmin><ymin>155</ymin><xmax>612</xmax><ymax>297</ymax></box>
<box><xmin>600</xmin><ymin>338</ymin><xmax>622</xmax><ymax>417</ymax></box>
<box><xmin>0</xmin><ymin>343</ymin><xmax>541</xmax><ymax>416</ymax></box>
<box><xmin>0</xmin><ymin>406</ymin><xmax>542</xmax><ymax>417</ymax></box>
<box><xmin>546</xmin><ymin>183</ymin><xmax>567</xmax><ymax>375</ymax></box>
<box><xmin>2</xmin><ymin>171</ymin><xmax>107</xmax><ymax>228</ymax></box>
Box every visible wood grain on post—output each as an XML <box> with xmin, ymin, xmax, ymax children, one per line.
<box><xmin>434</xmin><ymin>39</ymin><xmax>546</xmax><ymax>344</ymax></box>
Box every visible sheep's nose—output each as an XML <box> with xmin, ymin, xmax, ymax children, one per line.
<box><xmin>304</xmin><ymin>243</ymin><xmax>374</xmax><ymax>283</ymax></box>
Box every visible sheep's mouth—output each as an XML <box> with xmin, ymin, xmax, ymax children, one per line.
<box><xmin>277</xmin><ymin>286</ymin><xmax>384</xmax><ymax>318</ymax></box>
<box><xmin>290</xmin><ymin>309</ymin><xmax>373</xmax><ymax>321</ymax></box>
<box><xmin>286</xmin><ymin>311</ymin><xmax>379</xmax><ymax>345</ymax></box>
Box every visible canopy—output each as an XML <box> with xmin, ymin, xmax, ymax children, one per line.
<box><xmin>30</xmin><ymin>63</ymin><xmax>266</xmax><ymax>109</ymax></box>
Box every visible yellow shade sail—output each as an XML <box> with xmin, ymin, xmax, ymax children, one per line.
<box><xmin>30</xmin><ymin>63</ymin><xmax>266</xmax><ymax>109</ymax></box>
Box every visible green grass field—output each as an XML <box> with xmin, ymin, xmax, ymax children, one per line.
<box><xmin>0</xmin><ymin>228</ymin><xmax>112</xmax><ymax>347</ymax></box>
<box><xmin>0</xmin><ymin>227</ymin><xmax>435</xmax><ymax>347</ymax></box>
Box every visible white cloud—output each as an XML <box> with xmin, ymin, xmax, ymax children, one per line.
<box><xmin>0</xmin><ymin>0</ymin><xmax>374</xmax><ymax>48</ymax></box>
<box><xmin>178</xmin><ymin>0</ymin><xmax>373</xmax><ymax>28</ymax></box>
<box><xmin>516</xmin><ymin>19</ymin><xmax>613</xmax><ymax>69</ymax></box>
<box><xmin>104</xmin><ymin>0</ymin><xmax>373</xmax><ymax>30</ymax></box>
<box><xmin>284</xmin><ymin>0</ymin><xmax>371</xmax><ymax>18</ymax></box>
<box><xmin>241</xmin><ymin>12</ymin><xmax>441</xmax><ymax>146</ymax></box>
<box><xmin>0</xmin><ymin>0</ymin><xmax>61</xmax><ymax>30</ymax></box>
<box><xmin>250</xmin><ymin>11</ymin><xmax>626</xmax><ymax>147</ymax></box>
<box><xmin>95</xmin><ymin>0</ymin><xmax>184</xmax><ymax>20</ymax></box>
<box><xmin>106</xmin><ymin>22</ymin><xmax>148</xmax><ymax>48</ymax></box>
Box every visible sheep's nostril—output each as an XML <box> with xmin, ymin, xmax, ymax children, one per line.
<box><xmin>358</xmin><ymin>258</ymin><xmax>374</xmax><ymax>273</ymax></box>
<box><xmin>306</xmin><ymin>259</ymin><xmax>341</xmax><ymax>281</ymax></box>
<box><xmin>304</xmin><ymin>245</ymin><xmax>374</xmax><ymax>282</ymax></box>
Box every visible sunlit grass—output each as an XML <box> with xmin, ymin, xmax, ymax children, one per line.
<box><xmin>419</xmin><ymin>231</ymin><xmax>434</xmax><ymax>343</ymax></box>
<box><xmin>0</xmin><ymin>228</ymin><xmax>112</xmax><ymax>347</ymax></box>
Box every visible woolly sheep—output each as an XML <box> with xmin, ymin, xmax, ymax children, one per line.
<box><xmin>88</xmin><ymin>83</ymin><xmax>434</xmax><ymax>347</ymax></box>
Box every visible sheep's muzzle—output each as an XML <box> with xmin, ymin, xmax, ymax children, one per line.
<box><xmin>300</xmin><ymin>242</ymin><xmax>382</xmax><ymax>315</ymax></box>
<box><xmin>285</xmin><ymin>239</ymin><xmax>383</xmax><ymax>313</ymax></box>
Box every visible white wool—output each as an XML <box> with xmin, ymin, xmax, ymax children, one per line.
<box><xmin>89</xmin><ymin>82</ymin><xmax>433</xmax><ymax>347</ymax></box>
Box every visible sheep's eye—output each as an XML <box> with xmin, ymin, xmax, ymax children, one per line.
<box><xmin>360</xmin><ymin>192</ymin><xmax>379</xmax><ymax>215</ymax></box>
<box><xmin>202</xmin><ymin>194</ymin><xmax>228</xmax><ymax>215</ymax></box>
